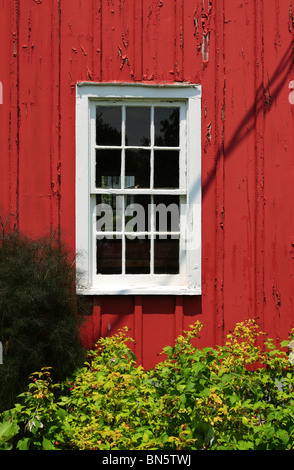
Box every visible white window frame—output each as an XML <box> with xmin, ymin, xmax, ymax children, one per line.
<box><xmin>76</xmin><ymin>83</ymin><xmax>201</xmax><ymax>295</ymax></box>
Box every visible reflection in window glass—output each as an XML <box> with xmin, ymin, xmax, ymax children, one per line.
<box><xmin>154</xmin><ymin>107</ymin><xmax>179</xmax><ymax>147</ymax></box>
<box><xmin>125</xmin><ymin>195</ymin><xmax>151</xmax><ymax>234</ymax></box>
<box><xmin>154</xmin><ymin>236</ymin><xmax>179</xmax><ymax>274</ymax></box>
<box><xmin>97</xmin><ymin>238</ymin><xmax>122</xmax><ymax>275</ymax></box>
<box><xmin>96</xmin><ymin>106</ymin><xmax>122</xmax><ymax>146</ymax></box>
<box><xmin>154</xmin><ymin>196</ymin><xmax>180</xmax><ymax>232</ymax></box>
<box><xmin>126</xmin><ymin>107</ymin><xmax>151</xmax><ymax>146</ymax></box>
<box><xmin>96</xmin><ymin>195</ymin><xmax>123</xmax><ymax>233</ymax></box>
<box><xmin>126</xmin><ymin>238</ymin><xmax>150</xmax><ymax>274</ymax></box>
<box><xmin>125</xmin><ymin>149</ymin><xmax>150</xmax><ymax>189</ymax></box>
<box><xmin>154</xmin><ymin>150</ymin><xmax>179</xmax><ymax>189</ymax></box>
<box><xmin>96</xmin><ymin>149</ymin><xmax>121</xmax><ymax>188</ymax></box>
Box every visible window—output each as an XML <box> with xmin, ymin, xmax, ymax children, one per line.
<box><xmin>76</xmin><ymin>83</ymin><xmax>201</xmax><ymax>295</ymax></box>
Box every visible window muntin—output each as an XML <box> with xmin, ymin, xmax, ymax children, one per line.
<box><xmin>76</xmin><ymin>83</ymin><xmax>201</xmax><ymax>295</ymax></box>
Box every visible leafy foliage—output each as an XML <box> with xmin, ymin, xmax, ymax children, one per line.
<box><xmin>1</xmin><ymin>319</ymin><xmax>294</xmax><ymax>450</ymax></box>
<box><xmin>0</xmin><ymin>226</ymin><xmax>85</xmax><ymax>411</ymax></box>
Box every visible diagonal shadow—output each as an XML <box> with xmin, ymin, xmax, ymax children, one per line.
<box><xmin>202</xmin><ymin>39</ymin><xmax>294</xmax><ymax>198</ymax></box>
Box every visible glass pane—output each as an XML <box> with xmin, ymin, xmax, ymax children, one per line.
<box><xmin>96</xmin><ymin>149</ymin><xmax>121</xmax><ymax>188</ymax></box>
<box><xmin>96</xmin><ymin>106</ymin><xmax>122</xmax><ymax>146</ymax></box>
<box><xmin>154</xmin><ymin>196</ymin><xmax>180</xmax><ymax>232</ymax></box>
<box><xmin>96</xmin><ymin>237</ymin><xmax>122</xmax><ymax>274</ymax></box>
<box><xmin>96</xmin><ymin>195</ymin><xmax>123</xmax><ymax>233</ymax></box>
<box><xmin>126</xmin><ymin>237</ymin><xmax>150</xmax><ymax>274</ymax></box>
<box><xmin>154</xmin><ymin>107</ymin><xmax>179</xmax><ymax>147</ymax></box>
<box><xmin>154</xmin><ymin>150</ymin><xmax>179</xmax><ymax>188</ymax></box>
<box><xmin>154</xmin><ymin>237</ymin><xmax>179</xmax><ymax>274</ymax></box>
<box><xmin>126</xmin><ymin>107</ymin><xmax>151</xmax><ymax>146</ymax></box>
<box><xmin>125</xmin><ymin>150</ymin><xmax>150</xmax><ymax>189</ymax></box>
<box><xmin>125</xmin><ymin>195</ymin><xmax>151</xmax><ymax>234</ymax></box>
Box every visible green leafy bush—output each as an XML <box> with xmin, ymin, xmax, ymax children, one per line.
<box><xmin>1</xmin><ymin>319</ymin><xmax>294</xmax><ymax>450</ymax></box>
<box><xmin>0</xmin><ymin>226</ymin><xmax>85</xmax><ymax>411</ymax></box>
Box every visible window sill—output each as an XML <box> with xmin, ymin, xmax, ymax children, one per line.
<box><xmin>76</xmin><ymin>284</ymin><xmax>201</xmax><ymax>296</ymax></box>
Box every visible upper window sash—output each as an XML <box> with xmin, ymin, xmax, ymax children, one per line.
<box><xmin>90</xmin><ymin>100</ymin><xmax>187</xmax><ymax>194</ymax></box>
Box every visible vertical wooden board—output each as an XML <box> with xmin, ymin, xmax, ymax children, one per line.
<box><xmin>79</xmin><ymin>298</ymin><xmax>101</xmax><ymax>350</ymax></box>
<box><xmin>262</xmin><ymin>1</ymin><xmax>294</xmax><ymax>341</ymax></box>
<box><xmin>170</xmin><ymin>0</ymin><xmax>218</xmax><ymax>347</ymax></box>
<box><xmin>61</xmin><ymin>0</ymin><xmax>97</xmax><ymax>84</ymax></box>
<box><xmin>182</xmin><ymin>296</ymin><xmax>212</xmax><ymax>350</ymax></box>
<box><xmin>17</xmin><ymin>0</ymin><xmax>56</xmax><ymax>237</ymax></box>
<box><xmin>174</xmin><ymin>0</ymin><xmax>184</xmax><ymax>81</ymax></box>
<box><xmin>100</xmin><ymin>0</ymin><xmax>140</xmax><ymax>82</ymax></box>
<box><xmin>0</xmin><ymin>1</ymin><xmax>12</xmax><ymax>220</ymax></box>
<box><xmin>100</xmin><ymin>296</ymin><xmax>135</xmax><ymax>338</ymax></box>
<box><xmin>181</xmin><ymin>0</ymin><xmax>198</xmax><ymax>82</ymax></box>
<box><xmin>222</xmin><ymin>0</ymin><xmax>257</xmax><ymax>330</ymax></box>
<box><xmin>100</xmin><ymin>313</ymin><xmax>136</xmax><ymax>354</ymax></box>
<box><xmin>183</xmin><ymin>0</ymin><xmax>212</xmax><ymax>82</ymax></box>
<box><xmin>209</xmin><ymin>0</ymin><xmax>225</xmax><ymax>344</ymax></box>
<box><xmin>142</xmin><ymin>296</ymin><xmax>176</xmax><ymax>368</ymax></box>
<box><xmin>262</xmin><ymin>1</ymin><xmax>285</xmax><ymax>341</ymax></box>
<box><xmin>142</xmin><ymin>0</ymin><xmax>178</xmax><ymax>82</ymax></box>
<box><xmin>101</xmin><ymin>313</ymin><xmax>135</xmax><ymax>345</ymax></box>
<box><xmin>133</xmin><ymin>297</ymin><xmax>143</xmax><ymax>365</ymax></box>
<box><xmin>196</xmin><ymin>1</ymin><xmax>218</xmax><ymax>347</ymax></box>
<box><xmin>3</xmin><ymin>1</ymin><xmax>19</xmax><ymax>225</ymax></box>
<box><xmin>182</xmin><ymin>296</ymin><xmax>205</xmax><ymax>346</ymax></box>
<box><xmin>59</xmin><ymin>0</ymin><xmax>96</xmax><ymax>252</ymax></box>
<box><xmin>132</xmin><ymin>0</ymin><xmax>144</xmax><ymax>81</ymax></box>
<box><xmin>10</xmin><ymin>0</ymin><xmax>20</xmax><ymax>225</ymax></box>
<box><xmin>253</xmin><ymin>0</ymin><xmax>265</xmax><ymax>331</ymax></box>
<box><xmin>100</xmin><ymin>297</ymin><xmax>135</xmax><ymax>346</ymax></box>
<box><xmin>79</xmin><ymin>315</ymin><xmax>95</xmax><ymax>350</ymax></box>
<box><xmin>50</xmin><ymin>3</ymin><xmax>63</xmax><ymax>233</ymax></box>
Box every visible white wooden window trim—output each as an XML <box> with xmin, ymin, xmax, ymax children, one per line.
<box><xmin>76</xmin><ymin>83</ymin><xmax>201</xmax><ymax>295</ymax></box>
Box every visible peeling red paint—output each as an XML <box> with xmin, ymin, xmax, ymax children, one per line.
<box><xmin>0</xmin><ymin>0</ymin><xmax>294</xmax><ymax>366</ymax></box>
<box><xmin>193</xmin><ymin>0</ymin><xmax>213</xmax><ymax>62</ymax></box>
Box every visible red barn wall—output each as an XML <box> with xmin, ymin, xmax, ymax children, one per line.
<box><xmin>0</xmin><ymin>0</ymin><xmax>294</xmax><ymax>368</ymax></box>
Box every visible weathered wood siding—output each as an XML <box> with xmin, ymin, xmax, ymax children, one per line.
<box><xmin>0</xmin><ymin>0</ymin><xmax>294</xmax><ymax>367</ymax></box>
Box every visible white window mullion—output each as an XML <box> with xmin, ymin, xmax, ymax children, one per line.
<box><xmin>121</xmin><ymin>106</ymin><xmax>126</xmax><ymax>275</ymax></box>
<box><xmin>179</xmin><ymin>195</ymin><xmax>187</xmax><ymax>280</ymax></box>
<box><xmin>150</xmin><ymin>107</ymin><xmax>155</xmax><ymax>274</ymax></box>
<box><xmin>92</xmin><ymin>196</ymin><xmax>97</xmax><ymax>280</ymax></box>
<box><xmin>121</xmin><ymin>105</ymin><xmax>126</xmax><ymax>190</ymax></box>
<box><xmin>179</xmin><ymin>104</ymin><xmax>187</xmax><ymax>191</ymax></box>
<box><xmin>122</xmin><ymin>195</ymin><xmax>126</xmax><ymax>275</ymax></box>
<box><xmin>150</xmin><ymin>195</ymin><xmax>154</xmax><ymax>275</ymax></box>
<box><xmin>90</xmin><ymin>103</ymin><xmax>97</xmax><ymax>193</ymax></box>
<box><xmin>150</xmin><ymin>106</ymin><xmax>154</xmax><ymax>190</ymax></box>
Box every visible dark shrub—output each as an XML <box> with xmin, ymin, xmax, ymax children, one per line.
<box><xmin>0</xmin><ymin>227</ymin><xmax>85</xmax><ymax>411</ymax></box>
